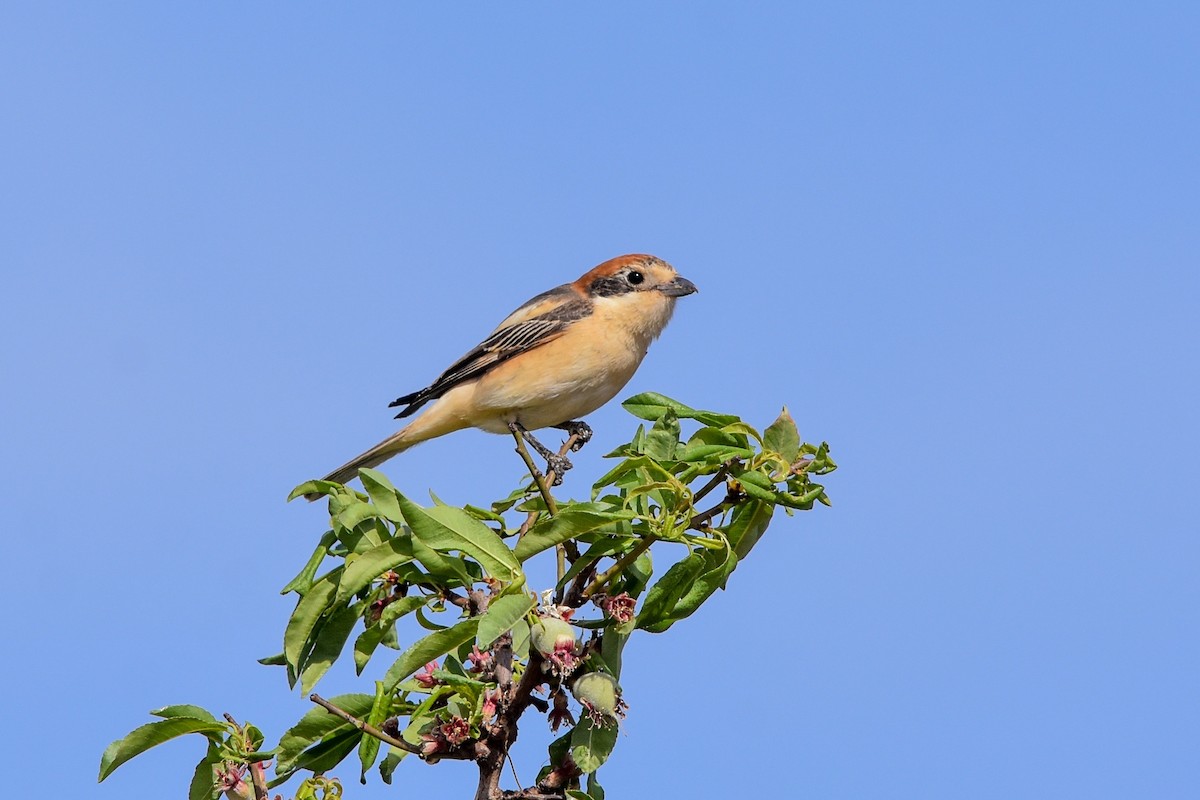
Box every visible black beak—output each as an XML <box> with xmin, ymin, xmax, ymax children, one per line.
<box><xmin>659</xmin><ymin>275</ymin><xmax>698</xmax><ymax>297</ymax></box>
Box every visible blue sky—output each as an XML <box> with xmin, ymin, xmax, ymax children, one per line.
<box><xmin>3</xmin><ymin>3</ymin><xmax>1197</xmax><ymax>798</ymax></box>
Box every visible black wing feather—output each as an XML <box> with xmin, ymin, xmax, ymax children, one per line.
<box><xmin>388</xmin><ymin>294</ymin><xmax>591</xmax><ymax>419</ymax></box>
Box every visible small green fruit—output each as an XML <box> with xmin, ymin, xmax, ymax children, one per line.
<box><xmin>571</xmin><ymin>671</ymin><xmax>623</xmax><ymax>721</ymax></box>
<box><xmin>530</xmin><ymin>617</ymin><xmax>576</xmax><ymax>657</ymax></box>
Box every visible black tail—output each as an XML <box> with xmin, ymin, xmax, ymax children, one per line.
<box><xmin>388</xmin><ymin>388</ymin><xmax>432</xmax><ymax>419</ymax></box>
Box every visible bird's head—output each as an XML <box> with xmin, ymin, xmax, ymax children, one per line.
<box><xmin>572</xmin><ymin>254</ymin><xmax>697</xmax><ymax>342</ymax></box>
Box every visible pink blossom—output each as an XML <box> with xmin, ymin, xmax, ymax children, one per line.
<box><xmin>414</xmin><ymin>661</ymin><xmax>440</xmax><ymax>689</ymax></box>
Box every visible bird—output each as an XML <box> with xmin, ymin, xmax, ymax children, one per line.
<box><xmin>305</xmin><ymin>254</ymin><xmax>697</xmax><ymax>500</ymax></box>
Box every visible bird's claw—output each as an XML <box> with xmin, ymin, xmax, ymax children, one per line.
<box><xmin>556</xmin><ymin>420</ymin><xmax>593</xmax><ymax>452</ymax></box>
<box><xmin>545</xmin><ymin>453</ymin><xmax>573</xmax><ymax>483</ymax></box>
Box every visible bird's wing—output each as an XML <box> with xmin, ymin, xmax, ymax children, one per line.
<box><xmin>389</xmin><ymin>285</ymin><xmax>592</xmax><ymax>418</ymax></box>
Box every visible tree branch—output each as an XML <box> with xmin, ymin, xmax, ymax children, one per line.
<box><xmin>473</xmin><ymin>650</ymin><xmax>548</xmax><ymax>800</ymax></box>
<box><xmin>308</xmin><ymin>694</ymin><xmax>421</xmax><ymax>755</ymax></box>
<box><xmin>510</xmin><ymin>427</ymin><xmax>559</xmax><ymax>517</ymax></box>
<box><xmin>249</xmin><ymin>762</ymin><xmax>268</xmax><ymax>800</ymax></box>
<box><xmin>691</xmin><ymin>462</ymin><xmax>732</xmax><ymax>504</ymax></box>
<box><xmin>580</xmin><ymin>535</ymin><xmax>657</xmax><ymax>600</ymax></box>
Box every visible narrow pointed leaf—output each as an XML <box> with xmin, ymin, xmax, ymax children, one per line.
<box><xmin>382</xmin><ymin>617</ymin><xmax>480</xmax><ymax>691</ymax></box>
<box><xmin>275</xmin><ymin>693</ymin><xmax>374</xmax><ymax>774</ymax></box>
<box><xmin>358</xmin><ymin>468</ymin><xmax>405</xmax><ymax>522</ymax></box>
<box><xmin>515</xmin><ymin>505</ymin><xmax>634</xmax><ymax>562</ymax></box>
<box><xmin>150</xmin><ymin>705</ymin><xmax>218</xmax><ymax>723</ymax></box>
<box><xmin>622</xmin><ymin>392</ymin><xmax>740</xmax><ymax>426</ymax></box>
<box><xmin>280</xmin><ymin>530</ymin><xmax>338</xmax><ymax>596</ymax></box>
<box><xmin>299</xmin><ymin>602</ymin><xmax>360</xmax><ymax>693</ymax></box>
<box><xmin>396</xmin><ymin>492</ymin><xmax>521</xmax><ymax>580</ymax></box>
<box><xmin>283</xmin><ymin>572</ymin><xmax>340</xmax><ymax>671</ymax></box>
<box><xmin>335</xmin><ymin>538</ymin><xmax>415</xmax><ymax>604</ymax></box>
<box><xmin>635</xmin><ymin>552</ymin><xmax>705</xmax><ymax>631</ymax></box>
<box><xmin>187</xmin><ymin>742</ymin><xmax>222</xmax><ymax>800</ymax></box>
<box><xmin>353</xmin><ymin>594</ymin><xmax>428</xmax><ymax>673</ymax></box>
<box><xmin>99</xmin><ymin>718</ymin><xmax>226</xmax><ymax>781</ymax></box>
<box><xmin>725</xmin><ymin>500</ymin><xmax>774</xmax><ymax>559</ymax></box>
<box><xmin>476</xmin><ymin>593</ymin><xmax>535</xmax><ymax>649</ymax></box>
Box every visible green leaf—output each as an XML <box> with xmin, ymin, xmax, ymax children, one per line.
<box><xmin>687</xmin><ymin>425</ymin><xmax>748</xmax><ymax>448</ymax></box>
<box><xmin>635</xmin><ymin>552</ymin><xmax>705</xmax><ymax>631</ymax></box>
<box><xmin>353</xmin><ymin>595</ymin><xmax>428</xmax><ymax>673</ymax></box>
<box><xmin>570</xmin><ymin>719</ymin><xmax>618</xmax><ymax>773</ymax></box>
<box><xmin>288</xmin><ymin>479</ymin><xmax>341</xmax><ymax>502</ymax></box>
<box><xmin>150</xmin><ymin>705</ymin><xmax>218</xmax><ymax>723</ymax></box>
<box><xmin>587</xmin><ymin>771</ymin><xmax>606</xmax><ymax>800</ymax></box>
<box><xmin>621</xmin><ymin>392</ymin><xmax>738</xmax><ymax>427</ymax></box>
<box><xmin>775</xmin><ymin>483</ymin><xmax>827</xmax><ymax>510</ymax></box>
<box><xmin>283</xmin><ymin>571</ymin><xmax>340</xmax><ymax>672</ymax></box>
<box><xmin>644</xmin><ymin>545</ymin><xmax>737</xmax><ymax>632</ymax></box>
<box><xmin>511</xmin><ymin>617</ymin><xmax>531</xmax><ymax>660</ymax></box>
<box><xmin>547</xmin><ymin>729</ymin><xmax>572</xmax><ymax>769</ymax></box>
<box><xmin>476</xmin><ymin>593</ymin><xmax>535</xmax><ymax>649</ymax></box>
<box><xmin>258</xmin><ymin>652</ymin><xmax>287</xmax><ymax>666</ymax></box>
<box><xmin>273</xmin><ymin>729</ymin><xmax>361</xmax><ymax>783</ymax></box>
<box><xmin>379</xmin><ymin>746</ymin><xmax>408</xmax><ymax>784</ymax></box>
<box><xmin>674</xmin><ymin>443</ymin><xmax>754</xmax><ymax>463</ymax></box>
<box><xmin>763</xmin><ymin>406</ymin><xmax>800</xmax><ymax>463</ymax></box>
<box><xmin>515</xmin><ymin>505</ymin><xmax>634</xmax><ymax>562</ymax></box>
<box><xmin>98</xmin><ymin>718</ymin><xmax>227</xmax><ymax>781</ymax></box>
<box><xmin>643</xmin><ymin>409</ymin><xmax>680</xmax><ymax>461</ymax></box>
<box><xmin>335</xmin><ymin>538</ymin><xmax>416</xmax><ymax>604</ymax></box>
<box><xmin>557</xmin><ymin>538</ymin><xmax>626</xmax><ymax>589</ymax></box>
<box><xmin>275</xmin><ymin>693</ymin><xmax>374</xmax><ymax>774</ymax></box>
<box><xmin>725</xmin><ymin>499</ymin><xmax>774</xmax><ymax>559</ymax></box>
<box><xmin>590</xmin><ymin>455</ymin><xmax>653</xmax><ymax>493</ymax></box>
<box><xmin>407</xmin><ymin>532</ymin><xmax>476</xmax><ymax>586</ymax></box>
<box><xmin>281</xmin><ymin>530</ymin><xmax>338</xmax><ymax>596</ymax></box>
<box><xmin>358</xmin><ymin>468</ymin><xmax>405</xmax><ymax>522</ymax></box>
<box><xmin>299</xmin><ymin>601</ymin><xmax>361</xmax><ymax>693</ymax></box>
<box><xmin>732</xmin><ymin>468</ymin><xmax>779</xmax><ymax>503</ymax></box>
<box><xmin>396</xmin><ymin>492</ymin><xmax>522</xmax><ymax>581</ymax></box>
<box><xmin>382</xmin><ymin>617</ymin><xmax>480</xmax><ymax>691</ymax></box>
<box><xmin>463</xmin><ymin>503</ymin><xmax>506</xmax><ymax>524</ymax></box>
<box><xmin>334</xmin><ymin>500</ymin><xmax>388</xmax><ymax>536</ymax></box>
<box><xmin>187</xmin><ymin>741</ymin><xmax>221</xmax><ymax>800</ymax></box>
<box><xmin>615</xmin><ymin>549</ymin><xmax>653</xmax><ymax>599</ymax></box>
<box><xmin>358</xmin><ymin>682</ymin><xmax>390</xmax><ymax>781</ymax></box>
<box><xmin>600</xmin><ymin>625</ymin><xmax>631</xmax><ymax>679</ymax></box>
<box><xmin>414</xmin><ymin>604</ymin><xmax>450</xmax><ymax>631</ymax></box>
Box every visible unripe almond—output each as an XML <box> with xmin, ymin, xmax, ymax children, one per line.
<box><xmin>529</xmin><ymin>617</ymin><xmax>576</xmax><ymax>657</ymax></box>
<box><xmin>571</xmin><ymin>671</ymin><xmax>622</xmax><ymax>720</ymax></box>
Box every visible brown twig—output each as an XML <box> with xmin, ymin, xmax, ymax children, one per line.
<box><xmin>249</xmin><ymin>763</ymin><xmax>268</xmax><ymax>800</ymax></box>
<box><xmin>510</xmin><ymin>428</ymin><xmax>559</xmax><ymax>517</ymax></box>
<box><xmin>580</xmin><ymin>535</ymin><xmax>658</xmax><ymax>600</ymax></box>
<box><xmin>688</xmin><ymin>500</ymin><xmax>731</xmax><ymax>531</ymax></box>
<box><xmin>515</xmin><ymin>432</ymin><xmax>581</xmax><ymax>542</ymax></box>
<box><xmin>563</xmin><ymin>560</ymin><xmax>599</xmax><ymax>609</ymax></box>
<box><xmin>308</xmin><ymin>693</ymin><xmax>421</xmax><ymax>755</ymax></box>
<box><xmin>692</xmin><ymin>462</ymin><xmax>733</xmax><ymax>504</ymax></box>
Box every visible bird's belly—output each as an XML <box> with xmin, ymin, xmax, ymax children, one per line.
<box><xmin>467</xmin><ymin>335</ymin><xmax>645</xmax><ymax>433</ymax></box>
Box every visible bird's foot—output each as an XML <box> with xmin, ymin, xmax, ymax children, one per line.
<box><xmin>512</xmin><ymin>423</ymin><xmax>574</xmax><ymax>485</ymax></box>
<box><xmin>544</xmin><ymin>453</ymin><xmax>573</xmax><ymax>485</ymax></box>
<box><xmin>554</xmin><ymin>420</ymin><xmax>593</xmax><ymax>452</ymax></box>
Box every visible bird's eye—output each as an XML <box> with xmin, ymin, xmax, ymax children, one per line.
<box><xmin>627</xmin><ymin>270</ymin><xmax>644</xmax><ymax>285</ymax></box>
